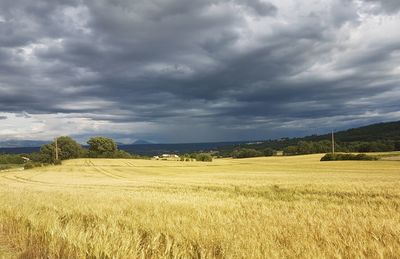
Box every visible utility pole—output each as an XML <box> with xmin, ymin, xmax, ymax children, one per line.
<box><xmin>331</xmin><ymin>130</ymin><xmax>335</xmax><ymax>154</ymax></box>
<box><xmin>55</xmin><ymin>137</ymin><xmax>59</xmax><ymax>161</ymax></box>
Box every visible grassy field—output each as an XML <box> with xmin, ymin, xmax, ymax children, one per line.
<box><xmin>0</xmin><ymin>155</ymin><xmax>399</xmax><ymax>258</ymax></box>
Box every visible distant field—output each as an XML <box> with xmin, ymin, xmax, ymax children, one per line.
<box><xmin>0</xmin><ymin>155</ymin><xmax>399</xmax><ymax>258</ymax></box>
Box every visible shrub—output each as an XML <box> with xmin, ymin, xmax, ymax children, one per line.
<box><xmin>232</xmin><ymin>148</ymin><xmax>263</xmax><ymax>158</ymax></box>
<box><xmin>196</xmin><ymin>153</ymin><xmax>213</xmax><ymax>162</ymax></box>
<box><xmin>54</xmin><ymin>160</ymin><xmax>62</xmax><ymax>165</ymax></box>
<box><xmin>24</xmin><ymin>162</ymin><xmax>43</xmax><ymax>170</ymax></box>
<box><xmin>263</xmin><ymin>148</ymin><xmax>274</xmax><ymax>156</ymax></box>
<box><xmin>24</xmin><ymin>163</ymin><xmax>35</xmax><ymax>170</ymax></box>
<box><xmin>0</xmin><ymin>154</ymin><xmax>25</xmax><ymax>164</ymax></box>
<box><xmin>0</xmin><ymin>165</ymin><xmax>13</xmax><ymax>171</ymax></box>
<box><xmin>321</xmin><ymin>153</ymin><xmax>379</xmax><ymax>161</ymax></box>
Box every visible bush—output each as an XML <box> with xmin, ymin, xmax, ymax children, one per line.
<box><xmin>54</xmin><ymin>160</ymin><xmax>62</xmax><ymax>165</ymax></box>
<box><xmin>0</xmin><ymin>154</ymin><xmax>25</xmax><ymax>164</ymax></box>
<box><xmin>0</xmin><ymin>165</ymin><xmax>13</xmax><ymax>171</ymax></box>
<box><xmin>321</xmin><ymin>153</ymin><xmax>379</xmax><ymax>161</ymax></box>
<box><xmin>196</xmin><ymin>153</ymin><xmax>213</xmax><ymax>162</ymax></box>
<box><xmin>24</xmin><ymin>162</ymin><xmax>43</xmax><ymax>170</ymax></box>
<box><xmin>263</xmin><ymin>148</ymin><xmax>274</xmax><ymax>156</ymax></box>
<box><xmin>232</xmin><ymin>148</ymin><xmax>263</xmax><ymax>158</ymax></box>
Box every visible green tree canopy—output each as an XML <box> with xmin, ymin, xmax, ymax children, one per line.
<box><xmin>56</xmin><ymin>136</ymin><xmax>83</xmax><ymax>160</ymax></box>
<box><xmin>196</xmin><ymin>153</ymin><xmax>213</xmax><ymax>162</ymax></box>
<box><xmin>87</xmin><ymin>137</ymin><xmax>118</xmax><ymax>157</ymax></box>
<box><xmin>39</xmin><ymin>143</ymin><xmax>55</xmax><ymax>163</ymax></box>
<box><xmin>39</xmin><ymin>136</ymin><xmax>83</xmax><ymax>163</ymax></box>
<box><xmin>232</xmin><ymin>148</ymin><xmax>263</xmax><ymax>158</ymax></box>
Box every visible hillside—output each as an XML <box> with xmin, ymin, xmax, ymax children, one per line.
<box><xmin>0</xmin><ymin>121</ymin><xmax>398</xmax><ymax>156</ymax></box>
<box><xmin>305</xmin><ymin>121</ymin><xmax>400</xmax><ymax>142</ymax></box>
<box><xmin>0</xmin><ymin>140</ymin><xmax>49</xmax><ymax>148</ymax></box>
<box><xmin>217</xmin><ymin>121</ymin><xmax>400</xmax><ymax>156</ymax></box>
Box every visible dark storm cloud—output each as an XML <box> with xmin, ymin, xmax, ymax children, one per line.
<box><xmin>0</xmin><ymin>0</ymin><xmax>400</xmax><ymax>142</ymax></box>
<box><xmin>363</xmin><ymin>0</ymin><xmax>400</xmax><ymax>13</ymax></box>
<box><xmin>237</xmin><ymin>0</ymin><xmax>277</xmax><ymax>16</ymax></box>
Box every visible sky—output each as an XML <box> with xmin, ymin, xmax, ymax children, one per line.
<box><xmin>0</xmin><ymin>0</ymin><xmax>400</xmax><ymax>144</ymax></box>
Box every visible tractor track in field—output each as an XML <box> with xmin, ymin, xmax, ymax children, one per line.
<box><xmin>85</xmin><ymin>159</ymin><xmax>126</xmax><ymax>179</ymax></box>
<box><xmin>14</xmin><ymin>175</ymin><xmax>57</xmax><ymax>185</ymax></box>
<box><xmin>1</xmin><ymin>174</ymin><xmax>120</xmax><ymax>190</ymax></box>
<box><xmin>1</xmin><ymin>174</ymin><xmax>170</xmax><ymax>193</ymax></box>
<box><xmin>125</xmin><ymin>161</ymin><xmax>136</xmax><ymax>167</ymax></box>
<box><xmin>1</xmin><ymin>170</ymin><xmax>59</xmax><ymax>185</ymax></box>
<box><xmin>1</xmin><ymin>161</ymin><xmax>134</xmax><ymax>188</ymax></box>
<box><xmin>1</xmin><ymin>175</ymin><xmax>28</xmax><ymax>184</ymax></box>
<box><xmin>1</xmin><ymin>175</ymin><xmax>59</xmax><ymax>187</ymax></box>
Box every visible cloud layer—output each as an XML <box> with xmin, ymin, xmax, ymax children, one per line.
<box><xmin>1</xmin><ymin>0</ymin><xmax>399</xmax><ymax>143</ymax></box>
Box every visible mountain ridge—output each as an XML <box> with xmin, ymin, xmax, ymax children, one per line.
<box><xmin>0</xmin><ymin>120</ymin><xmax>399</xmax><ymax>152</ymax></box>
<box><xmin>0</xmin><ymin>140</ymin><xmax>50</xmax><ymax>148</ymax></box>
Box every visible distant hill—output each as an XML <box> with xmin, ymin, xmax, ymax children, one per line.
<box><xmin>0</xmin><ymin>140</ymin><xmax>49</xmax><ymax>148</ymax></box>
<box><xmin>0</xmin><ymin>121</ymin><xmax>398</xmax><ymax>155</ymax></box>
<box><xmin>217</xmin><ymin>120</ymin><xmax>400</xmax><ymax>156</ymax></box>
<box><xmin>304</xmin><ymin>121</ymin><xmax>400</xmax><ymax>142</ymax></box>
<box><xmin>132</xmin><ymin>139</ymin><xmax>154</xmax><ymax>145</ymax></box>
<box><xmin>118</xmin><ymin>141</ymin><xmax>245</xmax><ymax>156</ymax></box>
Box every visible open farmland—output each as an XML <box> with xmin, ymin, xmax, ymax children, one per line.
<box><xmin>0</xmin><ymin>155</ymin><xmax>400</xmax><ymax>258</ymax></box>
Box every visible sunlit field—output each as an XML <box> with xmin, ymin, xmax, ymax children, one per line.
<box><xmin>1</xmin><ymin>155</ymin><xmax>400</xmax><ymax>258</ymax></box>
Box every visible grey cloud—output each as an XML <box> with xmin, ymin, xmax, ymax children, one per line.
<box><xmin>0</xmin><ymin>0</ymin><xmax>399</xmax><ymax>142</ymax></box>
<box><xmin>237</xmin><ymin>0</ymin><xmax>277</xmax><ymax>16</ymax></box>
<box><xmin>15</xmin><ymin>112</ymin><xmax>31</xmax><ymax>118</ymax></box>
<box><xmin>363</xmin><ymin>0</ymin><xmax>400</xmax><ymax>13</ymax></box>
<box><xmin>0</xmin><ymin>116</ymin><xmax>7</xmax><ymax>120</ymax></box>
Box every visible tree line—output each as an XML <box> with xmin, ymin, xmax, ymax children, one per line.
<box><xmin>12</xmin><ymin>136</ymin><xmax>140</xmax><ymax>168</ymax></box>
<box><xmin>214</xmin><ymin>140</ymin><xmax>400</xmax><ymax>159</ymax></box>
<box><xmin>215</xmin><ymin>121</ymin><xmax>400</xmax><ymax>158</ymax></box>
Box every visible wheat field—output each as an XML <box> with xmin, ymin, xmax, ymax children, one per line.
<box><xmin>0</xmin><ymin>155</ymin><xmax>399</xmax><ymax>258</ymax></box>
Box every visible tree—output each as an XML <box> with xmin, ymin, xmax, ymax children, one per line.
<box><xmin>196</xmin><ymin>153</ymin><xmax>213</xmax><ymax>162</ymax></box>
<box><xmin>39</xmin><ymin>136</ymin><xmax>83</xmax><ymax>163</ymax></box>
<box><xmin>87</xmin><ymin>137</ymin><xmax>118</xmax><ymax>157</ymax></box>
<box><xmin>0</xmin><ymin>154</ymin><xmax>25</xmax><ymax>164</ymax></box>
<box><xmin>283</xmin><ymin>146</ymin><xmax>298</xmax><ymax>155</ymax></box>
<box><xmin>56</xmin><ymin>136</ymin><xmax>83</xmax><ymax>160</ymax></box>
<box><xmin>232</xmin><ymin>148</ymin><xmax>263</xmax><ymax>158</ymax></box>
<box><xmin>395</xmin><ymin>141</ymin><xmax>400</xmax><ymax>151</ymax></box>
<box><xmin>39</xmin><ymin>143</ymin><xmax>57</xmax><ymax>163</ymax></box>
<box><xmin>263</xmin><ymin>148</ymin><xmax>274</xmax><ymax>156</ymax></box>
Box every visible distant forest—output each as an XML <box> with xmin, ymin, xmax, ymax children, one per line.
<box><xmin>216</xmin><ymin>121</ymin><xmax>400</xmax><ymax>158</ymax></box>
<box><xmin>1</xmin><ymin>121</ymin><xmax>399</xmax><ymax>163</ymax></box>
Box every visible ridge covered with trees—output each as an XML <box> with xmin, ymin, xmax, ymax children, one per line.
<box><xmin>1</xmin><ymin>121</ymin><xmax>399</xmax><ymax>164</ymax></box>
<box><xmin>216</xmin><ymin>120</ymin><xmax>400</xmax><ymax>158</ymax></box>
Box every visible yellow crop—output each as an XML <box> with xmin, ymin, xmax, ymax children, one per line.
<box><xmin>0</xmin><ymin>154</ymin><xmax>399</xmax><ymax>258</ymax></box>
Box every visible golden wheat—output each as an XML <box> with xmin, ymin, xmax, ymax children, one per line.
<box><xmin>0</xmin><ymin>154</ymin><xmax>399</xmax><ymax>258</ymax></box>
